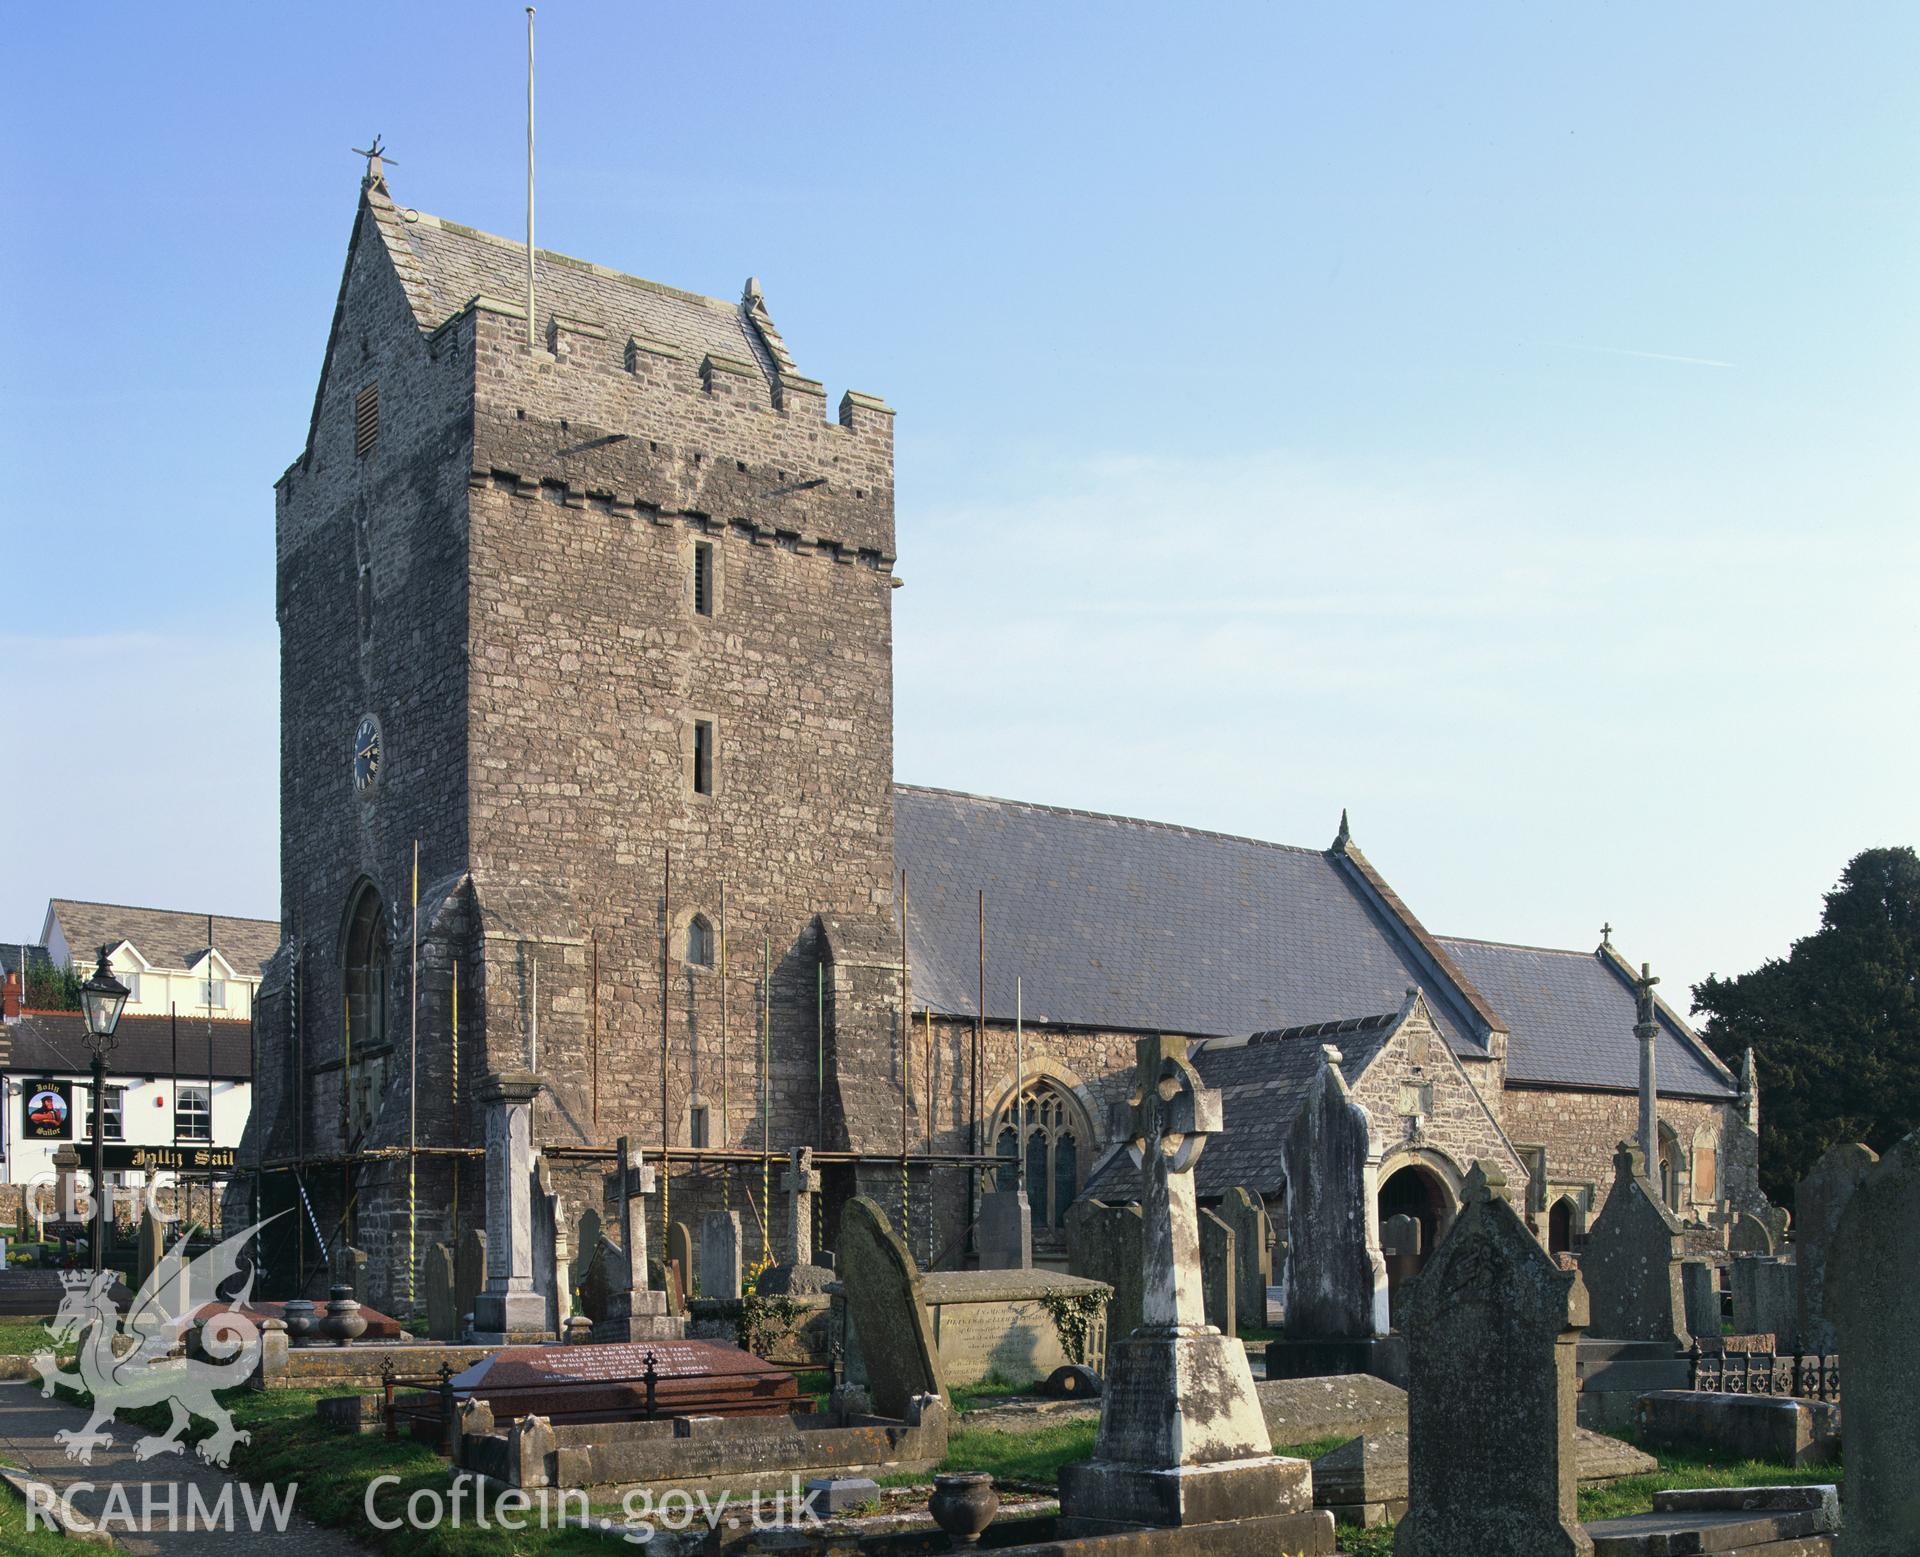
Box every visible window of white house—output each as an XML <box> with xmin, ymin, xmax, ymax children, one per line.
<box><xmin>90</xmin><ymin>1085</ymin><xmax>126</xmax><ymax>1142</ymax></box>
<box><xmin>203</xmin><ymin>978</ymin><xmax>225</xmax><ymax>1009</ymax></box>
<box><xmin>176</xmin><ymin>1084</ymin><xmax>212</xmax><ymax>1142</ymax></box>
<box><xmin>119</xmin><ymin>971</ymin><xmax>141</xmax><ymax>1002</ymax></box>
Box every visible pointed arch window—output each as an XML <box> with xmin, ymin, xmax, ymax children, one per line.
<box><xmin>342</xmin><ymin>884</ymin><xmax>390</xmax><ymax>1136</ymax></box>
<box><xmin>990</xmin><ymin>1078</ymin><xmax>1087</xmax><ymax>1234</ymax></box>
<box><xmin>686</xmin><ymin>914</ymin><xmax>715</xmax><ymax>969</ymax></box>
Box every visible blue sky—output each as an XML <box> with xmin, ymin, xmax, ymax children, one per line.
<box><xmin>2</xmin><ymin>3</ymin><xmax>1915</xmax><ymax>1004</ymax></box>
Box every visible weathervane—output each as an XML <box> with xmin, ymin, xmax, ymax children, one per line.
<box><xmin>351</xmin><ymin>136</ymin><xmax>397</xmax><ymax>178</ymax></box>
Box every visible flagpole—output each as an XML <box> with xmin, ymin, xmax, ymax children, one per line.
<box><xmin>525</xmin><ymin>6</ymin><xmax>537</xmax><ymax>347</ymax></box>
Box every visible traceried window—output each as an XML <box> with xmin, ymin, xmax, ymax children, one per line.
<box><xmin>990</xmin><ymin>1079</ymin><xmax>1087</xmax><ymax>1234</ymax></box>
<box><xmin>176</xmin><ymin>1084</ymin><xmax>212</xmax><ymax>1142</ymax></box>
<box><xmin>687</xmin><ymin>914</ymin><xmax>715</xmax><ymax>968</ymax></box>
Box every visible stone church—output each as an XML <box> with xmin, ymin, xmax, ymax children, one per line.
<box><xmin>234</xmin><ymin>161</ymin><xmax>1766</xmax><ymax>1311</ymax></box>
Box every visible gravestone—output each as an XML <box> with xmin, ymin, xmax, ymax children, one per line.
<box><xmin>1680</xmin><ymin>1259</ymin><xmax>1720</xmax><ymax>1341</ymax></box>
<box><xmin>1831</xmin><ymin>1128</ymin><xmax>1920</xmax><ymax>1557</ymax></box>
<box><xmin>571</xmin><ymin>1208</ymin><xmax>604</xmax><ymax>1295</ymax></box>
<box><xmin>786</xmin><ymin>1148</ymin><xmax>818</xmax><ymax>1267</ymax></box>
<box><xmin>976</xmin><ymin>1188</ymin><xmax>1034</xmax><ymax>1270</ymax></box>
<box><xmin>614</xmin><ymin>1139</ymin><xmax>653</xmax><ymax>1281</ymax></box>
<box><xmin>1199</xmin><ymin>1206</ymin><xmax>1237</xmax><ymax>1337</ymax></box>
<box><xmin>1059</xmin><ymin>1036</ymin><xmax>1323</xmax><ymax>1543</ymax></box>
<box><xmin>472</xmin><ymin>1072</ymin><xmax>549</xmax><ymax>1342</ymax></box>
<box><xmin>1222</xmin><ymin>1186</ymin><xmax>1273</xmax><ymax>1330</ymax></box>
<box><xmin>1580</xmin><ymin>1142</ymin><xmax>1689</xmax><ymax>1349</ymax></box>
<box><xmin>837</xmin><ymin>1194</ymin><xmax>944</xmax><ymax>1418</ymax></box>
<box><xmin>1066</xmin><ymin>1197</ymin><xmax>1144</xmax><ymax>1343</ymax></box>
<box><xmin>1796</xmin><ymin>1141</ymin><xmax>1878</xmax><ymax>1356</ymax></box>
<box><xmin>1728</xmin><ymin>1210</ymin><xmax>1774</xmax><ymax>1255</ymax></box>
<box><xmin>426</xmin><ymin>1242</ymin><xmax>459</xmax><ymax>1341</ymax></box>
<box><xmin>582</xmin><ymin>1234</ymin><xmax>623</xmax><ymax>1325</ymax></box>
<box><xmin>667</xmin><ymin>1222</ymin><xmax>694</xmax><ymax>1301</ymax></box>
<box><xmin>1730</xmin><ymin>1255</ymin><xmax>1798</xmax><ymax>1349</ymax></box>
<box><xmin>701</xmin><ymin>1211</ymin><xmax>743</xmax><ymax>1300</ymax></box>
<box><xmin>1382</xmin><ymin>1212</ymin><xmax>1422</xmax><ymax>1327</ymax></box>
<box><xmin>331</xmin><ymin>1243</ymin><xmax>369</xmax><ymax>1302</ymax></box>
<box><xmin>1270</xmin><ymin>1046</ymin><xmax>1389</xmax><ymax>1378</ymax></box>
<box><xmin>759</xmin><ymin>1147</ymin><xmax>835</xmax><ymax>1294</ymax></box>
<box><xmin>531</xmin><ymin>1157</ymin><xmax>560</xmax><ymax>1339</ymax></box>
<box><xmin>456</xmin><ymin>1226</ymin><xmax>487</xmax><ymax>1335</ymax></box>
<box><xmin>136</xmin><ymin>1209</ymin><xmax>166</xmax><ymax>1290</ymax></box>
<box><xmin>1395</xmin><ymin>1162</ymin><xmax>1593</xmax><ymax>1557</ymax></box>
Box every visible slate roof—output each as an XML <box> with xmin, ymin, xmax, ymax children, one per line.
<box><xmin>892</xmin><ymin>786</ymin><xmax>1485</xmax><ymax>1053</ymax></box>
<box><xmin>4</xmin><ymin>1010</ymin><xmax>254</xmax><ymax>1081</ymax></box>
<box><xmin>398</xmin><ymin>211</ymin><xmax>779</xmax><ymax>381</ymax></box>
<box><xmin>0</xmin><ymin>946</ymin><xmax>50</xmax><ymax>978</ymax></box>
<box><xmin>1436</xmin><ymin>937</ymin><xmax>1735</xmax><ymax>1102</ymax></box>
<box><xmin>1081</xmin><ymin>1013</ymin><xmax>1404</xmax><ymax>1203</ymax></box>
<box><xmin>45</xmin><ymin>901</ymin><xmax>279</xmax><ymax>977</ymax></box>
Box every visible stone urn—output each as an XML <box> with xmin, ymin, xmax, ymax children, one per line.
<box><xmin>929</xmin><ymin>1472</ymin><xmax>998</xmax><ymax>1549</ymax></box>
<box><xmin>282</xmin><ymin>1299</ymin><xmax>317</xmax><ymax>1347</ymax></box>
<box><xmin>321</xmin><ymin>1285</ymin><xmax>367</xmax><ymax>1347</ymax></box>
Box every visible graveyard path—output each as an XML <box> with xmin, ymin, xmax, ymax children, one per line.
<box><xmin>0</xmin><ymin>1382</ymin><xmax>368</xmax><ymax>1554</ymax></box>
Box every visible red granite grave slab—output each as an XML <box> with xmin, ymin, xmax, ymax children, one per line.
<box><xmin>449</xmin><ymin>1339</ymin><xmax>799</xmax><ymax>1422</ymax></box>
<box><xmin>190</xmin><ymin>1299</ymin><xmax>405</xmax><ymax>1341</ymax></box>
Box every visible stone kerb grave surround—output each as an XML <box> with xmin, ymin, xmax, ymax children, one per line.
<box><xmin>1394</xmin><ymin>1162</ymin><xmax>1593</xmax><ymax>1557</ymax></box>
<box><xmin>1796</xmin><ymin>1141</ymin><xmax>1877</xmax><ymax>1357</ymax></box>
<box><xmin>837</xmin><ymin>1194</ymin><xmax>945</xmax><ymax>1419</ymax></box>
<box><xmin>1831</xmin><ymin>1128</ymin><xmax>1920</xmax><ymax>1557</ymax></box>
<box><xmin>1059</xmin><ymin>1036</ymin><xmax>1330</xmax><ymax>1550</ymax></box>
<box><xmin>1581</xmin><ymin>1142</ymin><xmax>1689</xmax><ymax>1351</ymax></box>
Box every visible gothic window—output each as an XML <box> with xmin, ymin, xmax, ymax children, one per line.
<box><xmin>342</xmin><ymin>884</ymin><xmax>389</xmax><ymax>1135</ymax></box>
<box><xmin>687</xmin><ymin>914</ymin><xmax>715</xmax><ymax>968</ymax></box>
<box><xmin>989</xmin><ymin>1078</ymin><xmax>1089</xmax><ymax>1234</ymax></box>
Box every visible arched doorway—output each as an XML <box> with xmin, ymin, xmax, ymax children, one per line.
<box><xmin>1377</xmin><ymin>1160</ymin><xmax>1457</xmax><ymax>1326</ymax></box>
<box><xmin>990</xmin><ymin>1078</ymin><xmax>1090</xmax><ymax>1248</ymax></box>
<box><xmin>1548</xmin><ymin>1196</ymin><xmax>1576</xmax><ymax>1255</ymax></box>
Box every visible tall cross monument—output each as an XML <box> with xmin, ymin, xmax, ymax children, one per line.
<box><xmin>1059</xmin><ymin>1036</ymin><xmax>1326</xmax><ymax>1540</ymax></box>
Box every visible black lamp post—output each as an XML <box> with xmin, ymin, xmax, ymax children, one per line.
<box><xmin>77</xmin><ymin>946</ymin><xmax>129</xmax><ymax>1276</ymax></box>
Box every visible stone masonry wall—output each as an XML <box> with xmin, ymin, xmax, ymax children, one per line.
<box><xmin>1500</xmin><ymin>1086</ymin><xmax>1747</xmax><ymax>1229</ymax></box>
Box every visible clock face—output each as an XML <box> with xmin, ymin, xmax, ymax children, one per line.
<box><xmin>353</xmin><ymin>714</ymin><xmax>382</xmax><ymax>793</ymax></box>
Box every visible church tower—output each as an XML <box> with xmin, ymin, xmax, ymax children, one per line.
<box><xmin>238</xmin><ymin>158</ymin><xmax>903</xmax><ymax>1306</ymax></box>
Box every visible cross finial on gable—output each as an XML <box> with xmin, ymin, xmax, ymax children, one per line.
<box><xmin>352</xmin><ymin>135</ymin><xmax>397</xmax><ymax>191</ymax></box>
<box><xmin>1600</xmin><ymin>921</ymin><xmax>1613</xmax><ymax>948</ymax></box>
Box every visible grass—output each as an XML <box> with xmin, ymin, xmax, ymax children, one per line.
<box><xmin>67</xmin><ymin>1386</ymin><xmax>613</xmax><ymax>1554</ymax></box>
<box><xmin>0</xmin><ymin>1465</ymin><xmax>80</xmax><ymax>1556</ymax></box>
<box><xmin>0</xmin><ymin>1319</ymin><xmax>57</xmax><ymax>1357</ymax></box>
<box><xmin>946</xmin><ymin>1375</ymin><xmax>1049</xmax><ymax>1415</ymax></box>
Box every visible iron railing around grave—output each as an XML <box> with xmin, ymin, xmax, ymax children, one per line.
<box><xmin>1687</xmin><ymin>1343</ymin><xmax>1840</xmax><ymax>1403</ymax></box>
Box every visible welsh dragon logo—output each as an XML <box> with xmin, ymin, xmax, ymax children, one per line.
<box><xmin>31</xmin><ymin>1213</ymin><xmax>286</xmax><ymax>1467</ymax></box>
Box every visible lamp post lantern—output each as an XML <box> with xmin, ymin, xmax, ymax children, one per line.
<box><xmin>77</xmin><ymin>946</ymin><xmax>129</xmax><ymax>1276</ymax></box>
